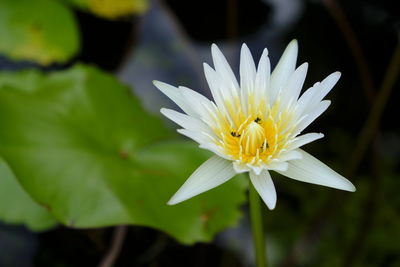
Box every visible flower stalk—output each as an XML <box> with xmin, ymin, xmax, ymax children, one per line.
<box><xmin>249</xmin><ymin>180</ymin><xmax>268</xmax><ymax>267</ymax></box>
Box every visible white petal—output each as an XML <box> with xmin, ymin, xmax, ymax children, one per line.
<box><xmin>203</xmin><ymin>63</ymin><xmax>239</xmax><ymax>124</ymax></box>
<box><xmin>203</xmin><ymin>63</ymin><xmax>226</xmax><ymax>112</ymax></box>
<box><xmin>250</xmin><ymin>170</ymin><xmax>277</xmax><ymax>209</ymax></box>
<box><xmin>277</xmin><ymin>150</ymin><xmax>303</xmax><ymax>161</ymax></box>
<box><xmin>296</xmin><ymin>72</ymin><xmax>340</xmax><ymax>116</ymax></box>
<box><xmin>179</xmin><ymin>86</ymin><xmax>219</xmax><ymax>127</ymax></box>
<box><xmin>309</xmin><ymin>72</ymin><xmax>341</xmax><ymax>105</ymax></box>
<box><xmin>161</xmin><ymin>108</ymin><xmax>212</xmax><ymax>134</ymax></box>
<box><xmin>240</xmin><ymin>44</ymin><xmax>256</xmax><ymax>90</ymax></box>
<box><xmin>281</xmin><ymin>62</ymin><xmax>308</xmax><ymax>105</ymax></box>
<box><xmin>248</xmin><ymin>165</ymin><xmax>263</xmax><ymax>175</ymax></box>
<box><xmin>269</xmin><ymin>40</ymin><xmax>298</xmax><ymax>103</ymax></box>
<box><xmin>277</xmin><ymin>149</ymin><xmax>356</xmax><ymax>192</ymax></box>
<box><xmin>153</xmin><ymin>81</ymin><xmax>196</xmax><ymax>117</ymax></box>
<box><xmin>255</xmin><ymin>48</ymin><xmax>271</xmax><ymax>108</ymax></box>
<box><xmin>287</xmin><ymin>133</ymin><xmax>324</xmax><ymax>150</ymax></box>
<box><xmin>177</xmin><ymin>129</ymin><xmax>214</xmax><ymax>146</ymax></box>
<box><xmin>267</xmin><ymin>161</ymin><xmax>289</xmax><ymax>172</ymax></box>
<box><xmin>295</xmin><ymin>81</ymin><xmax>320</xmax><ymax>117</ymax></box>
<box><xmin>294</xmin><ymin>100</ymin><xmax>331</xmax><ymax>134</ymax></box>
<box><xmin>255</xmin><ymin>48</ymin><xmax>270</xmax><ymax>90</ymax></box>
<box><xmin>233</xmin><ymin>161</ymin><xmax>251</xmax><ymax>173</ymax></box>
<box><xmin>240</xmin><ymin>44</ymin><xmax>256</xmax><ymax>113</ymax></box>
<box><xmin>199</xmin><ymin>143</ymin><xmax>228</xmax><ymax>159</ymax></box>
<box><xmin>168</xmin><ymin>156</ymin><xmax>236</xmax><ymax>205</ymax></box>
<box><xmin>206</xmin><ymin>48</ymin><xmax>241</xmax><ymax>126</ymax></box>
<box><xmin>210</xmin><ymin>44</ymin><xmax>240</xmax><ymax>116</ymax></box>
<box><xmin>211</xmin><ymin>44</ymin><xmax>239</xmax><ymax>91</ymax></box>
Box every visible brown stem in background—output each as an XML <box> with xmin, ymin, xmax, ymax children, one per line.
<box><xmin>323</xmin><ymin>0</ymin><xmax>376</xmax><ymax>102</ymax></box>
<box><xmin>346</xmin><ymin>41</ymin><xmax>400</xmax><ymax>175</ymax></box>
<box><xmin>342</xmin><ymin>133</ymin><xmax>381</xmax><ymax>267</ymax></box>
<box><xmin>341</xmin><ymin>39</ymin><xmax>400</xmax><ymax>266</ymax></box>
<box><xmin>280</xmin><ymin>3</ymin><xmax>400</xmax><ymax>265</ymax></box>
<box><xmin>98</xmin><ymin>226</ymin><xmax>128</xmax><ymax>267</ymax></box>
<box><xmin>226</xmin><ymin>0</ymin><xmax>238</xmax><ymax>41</ymax></box>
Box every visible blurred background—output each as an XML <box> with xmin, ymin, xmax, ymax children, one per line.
<box><xmin>0</xmin><ymin>0</ymin><xmax>399</xmax><ymax>266</ymax></box>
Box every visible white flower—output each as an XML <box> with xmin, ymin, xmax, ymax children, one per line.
<box><xmin>153</xmin><ymin>40</ymin><xmax>356</xmax><ymax>209</ymax></box>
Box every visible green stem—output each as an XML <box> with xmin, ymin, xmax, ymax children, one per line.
<box><xmin>249</xmin><ymin>182</ymin><xmax>268</xmax><ymax>267</ymax></box>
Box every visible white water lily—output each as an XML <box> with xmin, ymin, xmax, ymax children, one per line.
<box><xmin>153</xmin><ymin>40</ymin><xmax>355</xmax><ymax>209</ymax></box>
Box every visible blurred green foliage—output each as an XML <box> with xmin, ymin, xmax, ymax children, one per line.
<box><xmin>63</xmin><ymin>0</ymin><xmax>149</xmax><ymax>19</ymax></box>
<box><xmin>0</xmin><ymin>0</ymin><xmax>149</xmax><ymax>66</ymax></box>
<box><xmin>0</xmin><ymin>65</ymin><xmax>246</xmax><ymax>244</ymax></box>
<box><xmin>0</xmin><ymin>157</ymin><xmax>57</xmax><ymax>231</ymax></box>
<box><xmin>0</xmin><ymin>0</ymin><xmax>80</xmax><ymax>65</ymax></box>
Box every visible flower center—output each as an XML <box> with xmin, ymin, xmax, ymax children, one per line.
<box><xmin>241</xmin><ymin>121</ymin><xmax>266</xmax><ymax>155</ymax></box>
<box><xmin>219</xmin><ymin>113</ymin><xmax>282</xmax><ymax>165</ymax></box>
<box><xmin>216</xmin><ymin>103</ymin><xmax>294</xmax><ymax>166</ymax></box>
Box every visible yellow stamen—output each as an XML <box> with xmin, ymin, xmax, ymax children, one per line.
<box><xmin>212</xmin><ymin>97</ymin><xmax>294</xmax><ymax>166</ymax></box>
<box><xmin>241</xmin><ymin>122</ymin><xmax>266</xmax><ymax>155</ymax></box>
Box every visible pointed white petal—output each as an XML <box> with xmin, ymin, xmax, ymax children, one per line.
<box><xmin>255</xmin><ymin>48</ymin><xmax>271</xmax><ymax>107</ymax></box>
<box><xmin>309</xmin><ymin>72</ymin><xmax>341</xmax><ymax>105</ymax></box>
<box><xmin>240</xmin><ymin>44</ymin><xmax>256</xmax><ymax>113</ymax></box>
<box><xmin>153</xmin><ymin>81</ymin><xmax>196</xmax><ymax>117</ymax></box>
<box><xmin>287</xmin><ymin>133</ymin><xmax>324</xmax><ymax>150</ymax></box>
<box><xmin>277</xmin><ymin>149</ymin><xmax>356</xmax><ymax>192</ymax></box>
<box><xmin>295</xmin><ymin>100</ymin><xmax>331</xmax><ymax>134</ymax></box>
<box><xmin>179</xmin><ymin>86</ymin><xmax>219</xmax><ymax>127</ymax></box>
<box><xmin>240</xmin><ymin>44</ymin><xmax>256</xmax><ymax>90</ymax></box>
<box><xmin>295</xmin><ymin>81</ymin><xmax>320</xmax><ymax>116</ymax></box>
<box><xmin>277</xmin><ymin>150</ymin><xmax>303</xmax><ymax>161</ymax></box>
<box><xmin>203</xmin><ymin>63</ymin><xmax>226</xmax><ymax>112</ymax></box>
<box><xmin>270</xmin><ymin>40</ymin><xmax>298</xmax><ymax>103</ymax></box>
<box><xmin>250</xmin><ymin>170</ymin><xmax>277</xmax><ymax>209</ymax></box>
<box><xmin>211</xmin><ymin>44</ymin><xmax>239</xmax><ymax>91</ymax></box>
<box><xmin>204</xmin><ymin>63</ymin><xmax>239</xmax><ymax>124</ymax></box>
<box><xmin>255</xmin><ymin>48</ymin><xmax>270</xmax><ymax>90</ymax></box>
<box><xmin>296</xmin><ymin>72</ymin><xmax>340</xmax><ymax>117</ymax></box>
<box><xmin>281</xmin><ymin>62</ymin><xmax>308</xmax><ymax>105</ymax></box>
<box><xmin>168</xmin><ymin>156</ymin><xmax>236</xmax><ymax>205</ymax></box>
<box><xmin>209</xmin><ymin>45</ymin><xmax>241</xmax><ymax>122</ymax></box>
<box><xmin>199</xmin><ymin>143</ymin><xmax>228</xmax><ymax>159</ymax></box>
<box><xmin>267</xmin><ymin>161</ymin><xmax>289</xmax><ymax>171</ymax></box>
<box><xmin>177</xmin><ymin>129</ymin><xmax>214</xmax><ymax>146</ymax></box>
<box><xmin>160</xmin><ymin>108</ymin><xmax>214</xmax><ymax>136</ymax></box>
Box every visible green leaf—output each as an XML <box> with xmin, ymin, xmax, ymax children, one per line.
<box><xmin>0</xmin><ymin>157</ymin><xmax>56</xmax><ymax>231</ymax></box>
<box><xmin>0</xmin><ymin>65</ymin><xmax>246</xmax><ymax>244</ymax></box>
<box><xmin>62</xmin><ymin>0</ymin><xmax>149</xmax><ymax>19</ymax></box>
<box><xmin>0</xmin><ymin>0</ymin><xmax>79</xmax><ymax>65</ymax></box>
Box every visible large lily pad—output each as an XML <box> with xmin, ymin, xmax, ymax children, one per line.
<box><xmin>0</xmin><ymin>65</ymin><xmax>245</xmax><ymax>243</ymax></box>
<box><xmin>0</xmin><ymin>157</ymin><xmax>56</xmax><ymax>231</ymax></box>
<box><xmin>0</xmin><ymin>0</ymin><xmax>79</xmax><ymax>65</ymax></box>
